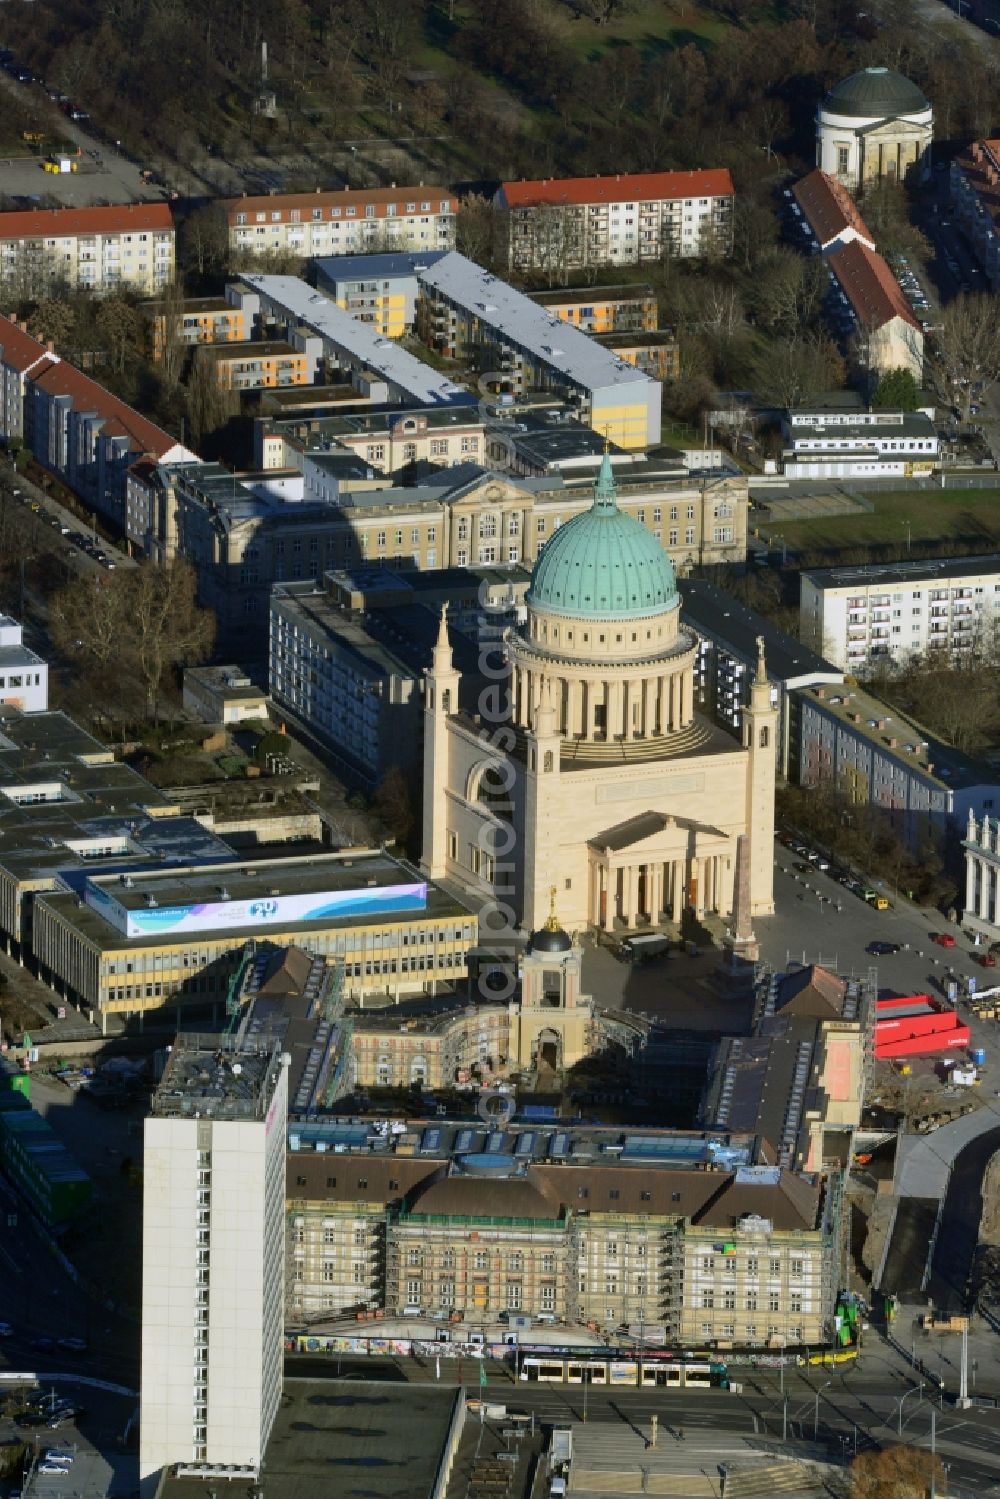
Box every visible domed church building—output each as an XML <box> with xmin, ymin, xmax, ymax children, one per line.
<box><xmin>816</xmin><ymin>65</ymin><xmax>932</xmax><ymax>193</ymax></box>
<box><xmin>420</xmin><ymin>455</ymin><xmax>776</xmax><ymax>937</ymax></box>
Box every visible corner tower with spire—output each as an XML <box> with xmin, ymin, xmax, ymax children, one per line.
<box><xmin>420</xmin><ymin>605</ymin><xmax>461</xmax><ymax>881</ymax></box>
<box><xmin>742</xmin><ymin>635</ymin><xmax>777</xmax><ymax>915</ymax></box>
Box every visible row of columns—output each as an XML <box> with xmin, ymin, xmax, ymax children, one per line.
<box><xmin>966</xmin><ymin>852</ymin><xmax>998</xmax><ymax>926</ymax></box>
<box><xmin>513</xmin><ymin>666</ymin><xmax>693</xmax><ymax>741</ymax></box>
<box><xmin>591</xmin><ymin>855</ymin><xmax>728</xmax><ymax>931</ymax></box>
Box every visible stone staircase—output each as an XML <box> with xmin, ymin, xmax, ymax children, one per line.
<box><xmin>561</xmin><ymin>721</ymin><xmax>713</xmax><ymax>765</ymax></box>
<box><xmin>720</xmin><ymin>1460</ymin><xmax>830</xmax><ymax>1497</ymax></box>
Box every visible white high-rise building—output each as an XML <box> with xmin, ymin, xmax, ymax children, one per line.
<box><xmin>140</xmin><ymin>1033</ymin><xmax>289</xmax><ymax>1493</ymax></box>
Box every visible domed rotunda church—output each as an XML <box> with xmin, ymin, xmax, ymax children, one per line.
<box><xmin>420</xmin><ymin>456</ymin><xmax>776</xmax><ymax>938</ymax></box>
<box><xmin>816</xmin><ymin>65</ymin><xmax>932</xmax><ymax>193</ymax></box>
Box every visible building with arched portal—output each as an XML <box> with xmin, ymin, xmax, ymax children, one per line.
<box><xmin>816</xmin><ymin>66</ymin><xmax>932</xmax><ymax>194</ymax></box>
<box><xmin>420</xmin><ymin>455</ymin><xmax>776</xmax><ymax>938</ymax></box>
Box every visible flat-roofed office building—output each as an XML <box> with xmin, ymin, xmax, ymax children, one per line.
<box><xmin>31</xmin><ymin>850</ymin><xmax>478</xmax><ymax>1031</ymax></box>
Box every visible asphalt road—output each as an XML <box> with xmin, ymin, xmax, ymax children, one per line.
<box><xmin>284</xmin><ymin>1353</ymin><xmax>1000</xmax><ymax>1495</ymax></box>
<box><xmin>0</xmin><ymin>1172</ymin><xmax>138</xmax><ymax>1392</ymax></box>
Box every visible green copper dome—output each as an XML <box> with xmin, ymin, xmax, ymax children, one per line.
<box><xmin>823</xmin><ymin>66</ymin><xmax>929</xmax><ymax>119</ymax></box>
<box><xmin>527</xmin><ymin>455</ymin><xmax>679</xmax><ymax>621</ymax></box>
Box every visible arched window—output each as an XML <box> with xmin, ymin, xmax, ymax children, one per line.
<box><xmin>543</xmin><ymin>750</ymin><xmax>554</xmax><ymax>772</ymax></box>
<box><xmin>759</xmin><ymin>726</ymin><xmax>770</xmax><ymax>749</ymax></box>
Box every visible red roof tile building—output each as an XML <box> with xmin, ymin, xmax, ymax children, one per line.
<box><xmin>0</xmin><ymin>202</ymin><xmax>174</xmax><ymax>296</ymax></box>
<box><xmin>0</xmin><ymin>313</ymin><xmax>195</xmax><ymax>531</ymax></box>
<box><xmin>226</xmin><ymin>186</ymin><xmax>456</xmax><ymax>262</ymax></box>
<box><xmin>495</xmin><ymin>170</ymin><xmax>735</xmax><ymax>274</ymax></box>
<box><xmin>950</xmin><ymin>139</ymin><xmax>1000</xmax><ymax>293</ymax></box>
<box><xmin>826</xmin><ymin>239</ymin><xmax>924</xmax><ymax>380</ymax></box>
<box><xmin>790</xmin><ymin>169</ymin><xmax>876</xmax><ymax>255</ymax></box>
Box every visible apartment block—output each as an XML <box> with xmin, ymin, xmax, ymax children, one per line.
<box><xmin>269</xmin><ymin>563</ymin><xmax>528</xmax><ymax>783</ymax></box>
<box><xmin>496</xmin><ymin>170</ymin><xmax>735</xmax><ymax>274</ymax></box>
<box><xmin>203</xmin><ymin>340</ymin><xmax>316</xmax><ymax>392</ymax></box>
<box><xmin>680</xmin><ymin>580</ymin><xmax>843</xmax><ymax>777</ymax></box>
<box><xmin>416</xmin><ymin>252</ymin><xmax>661</xmax><ymax>449</ymax></box>
<box><xmin>529</xmin><ymin>285</ymin><xmax>659</xmax><ymax>334</ymax></box>
<box><xmin>284</xmin><ymin>1120</ymin><xmax>838</xmax><ymax>1349</ymax></box>
<box><xmin>795</xmin><ymin>682</ymin><xmax>999</xmax><ymax>843</ymax></box>
<box><xmin>799</xmin><ymin>555</ymin><xmax>1000</xmax><ymax>669</ymax></box>
<box><xmin>0</xmin><ymin>202</ymin><xmax>174</xmax><ymax>296</ymax></box>
<box><xmin>231</xmin><ymin>275</ymin><xmax>468</xmax><ymax>409</ymax></box>
<box><xmin>0</xmin><ymin>315</ymin><xmax>58</xmax><ymax>441</ymax></box>
<box><xmin>598</xmin><ymin>330</ymin><xmax>680</xmax><ymax>382</ymax></box>
<box><xmin>141</xmin><ymin>297</ymin><xmax>249</xmax><ymax>361</ymax></box>
<box><xmin>140</xmin><ymin>1034</ymin><xmax>288</xmax><ymax>1490</ymax></box>
<box><xmin>950</xmin><ymin>139</ymin><xmax>1000</xmax><ymax>293</ymax></box>
<box><xmin>0</xmin><ymin>314</ymin><xmax>195</xmax><ymax>530</ymax></box>
<box><xmin>313</xmin><ymin>251</ymin><xmax>448</xmax><ymax>337</ymax></box>
<box><xmin>227</xmin><ymin>186</ymin><xmax>456</xmax><ymax>262</ymax></box>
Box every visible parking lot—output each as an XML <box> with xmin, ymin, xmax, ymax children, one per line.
<box><xmin>0</xmin><ymin>1381</ymin><xmax>136</xmax><ymax>1499</ymax></box>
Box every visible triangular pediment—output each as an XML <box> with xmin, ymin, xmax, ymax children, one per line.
<box><xmin>588</xmin><ymin>810</ymin><xmax>728</xmax><ymax>856</ymax></box>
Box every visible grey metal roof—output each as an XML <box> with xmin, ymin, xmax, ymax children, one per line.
<box><xmin>416</xmin><ymin>251</ymin><xmax>654</xmax><ymax>392</ymax></box>
<box><xmin>239</xmin><ymin>273</ymin><xmax>468</xmax><ymax>406</ymax></box>
<box><xmin>680</xmin><ymin>580</ymin><xmax>843</xmax><ymax>684</ymax></box>
<box><xmin>312</xmin><ymin>250</ymin><xmax>449</xmax><ymax>283</ymax></box>
<box><xmin>801</xmin><ymin>553</ymin><xmax>1000</xmax><ymax>590</ymax></box>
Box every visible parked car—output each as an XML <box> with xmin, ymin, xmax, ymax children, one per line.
<box><xmin>38</xmin><ymin>1464</ymin><xmax>71</xmax><ymax>1476</ymax></box>
<box><xmin>978</xmin><ymin>952</ymin><xmax>997</xmax><ymax>968</ymax></box>
<box><xmin>57</xmin><ymin>1336</ymin><xmax>87</xmax><ymax>1352</ymax></box>
<box><xmin>932</xmin><ymin>933</ymin><xmax>957</xmax><ymax>948</ymax></box>
<box><xmin>30</xmin><ymin>1335</ymin><xmax>55</xmax><ymax>1352</ymax></box>
<box><xmin>867</xmin><ymin>941</ymin><xmax>902</xmax><ymax>956</ymax></box>
<box><xmin>0</xmin><ymin>1321</ymin><xmax>13</xmax><ymax>1336</ymax></box>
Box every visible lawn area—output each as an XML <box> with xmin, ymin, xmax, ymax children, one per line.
<box><xmin>759</xmin><ymin>488</ymin><xmax>1000</xmax><ymax>557</ymax></box>
<box><xmin>661</xmin><ymin>419</ymin><xmax>702</xmax><ymax>448</ymax></box>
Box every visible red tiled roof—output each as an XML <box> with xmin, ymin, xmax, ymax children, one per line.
<box><xmin>953</xmin><ymin>139</ymin><xmax>1000</xmax><ymax>225</ymax></box>
<box><xmin>0</xmin><ymin>201</ymin><xmax>173</xmax><ymax>241</ymax></box>
<box><xmin>500</xmin><ymin>169</ymin><xmax>734</xmax><ymax>209</ymax></box>
<box><xmin>827</xmin><ymin>239</ymin><xmax>922</xmax><ymax>332</ymax></box>
<box><xmin>226</xmin><ymin>185</ymin><xmax>454</xmax><ymax>226</ymax></box>
<box><xmin>31</xmin><ymin>359</ymin><xmax>179</xmax><ymax>458</ymax></box>
<box><xmin>792</xmin><ymin>169</ymin><xmax>875</xmax><ymax>250</ymax></box>
<box><xmin>0</xmin><ymin>314</ymin><xmax>57</xmax><ymax>375</ymax></box>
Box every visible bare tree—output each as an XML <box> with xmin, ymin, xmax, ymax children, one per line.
<box><xmin>753</xmin><ymin>332</ymin><xmax>845</xmax><ymax>409</ymax></box>
<box><xmin>96</xmin><ymin>297</ymin><xmax>142</xmax><ymax>375</ymax></box>
<box><xmin>49</xmin><ymin>572</ymin><xmax>130</xmax><ymax>669</ymax></box>
<box><xmin>125</xmin><ymin>560</ymin><xmax>215</xmax><ymax>721</ymax></box>
<box><xmin>150</xmin><ymin>278</ymin><xmax>189</xmax><ymax>388</ymax></box>
<box><xmin>929</xmin><ymin>293</ymin><xmax>1000</xmax><ymax>421</ymax></box>
<box><xmin>185</xmin><ymin>346</ymin><xmax>239</xmax><ymax>447</ymax></box>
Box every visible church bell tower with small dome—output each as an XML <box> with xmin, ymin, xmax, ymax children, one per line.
<box><xmin>509</xmin><ymin>889</ymin><xmax>591</xmax><ymax>1073</ymax></box>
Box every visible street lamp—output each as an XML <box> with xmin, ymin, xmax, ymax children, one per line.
<box><xmin>895</xmin><ymin>1381</ymin><xmax>924</xmax><ymax>1435</ymax></box>
<box><xmin>814</xmin><ymin>1379</ymin><xmax>832</xmax><ymax>1440</ymax></box>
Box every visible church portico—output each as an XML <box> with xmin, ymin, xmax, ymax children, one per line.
<box><xmin>587</xmin><ymin>812</ymin><xmax>734</xmax><ymax>931</ymax></box>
